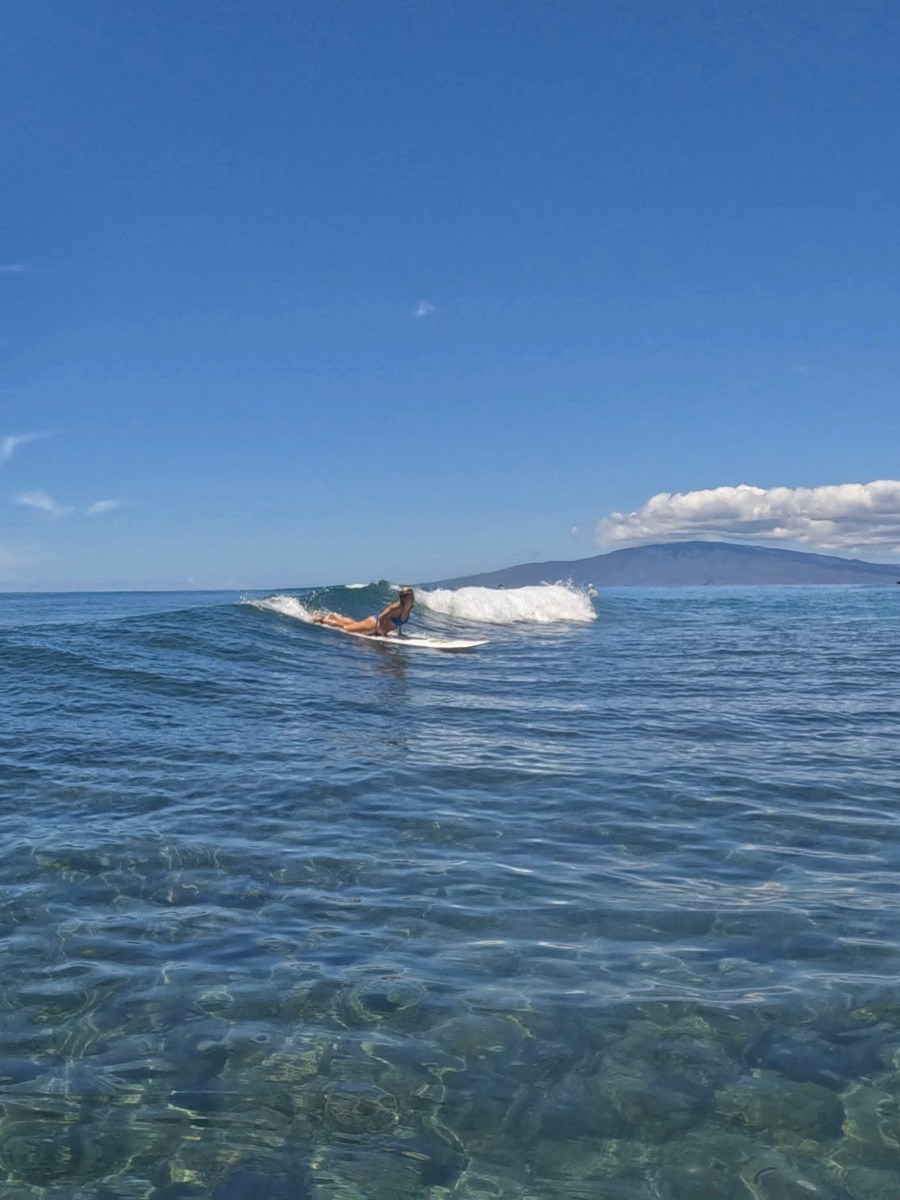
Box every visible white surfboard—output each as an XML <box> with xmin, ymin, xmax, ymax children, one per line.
<box><xmin>312</xmin><ymin>620</ymin><xmax>487</xmax><ymax>652</ymax></box>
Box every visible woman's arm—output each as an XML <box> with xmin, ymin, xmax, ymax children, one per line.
<box><xmin>370</xmin><ymin>599</ymin><xmax>401</xmax><ymax>635</ymax></box>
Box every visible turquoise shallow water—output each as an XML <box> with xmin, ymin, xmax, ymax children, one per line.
<box><xmin>1</xmin><ymin>584</ymin><xmax>899</xmax><ymax>1199</ymax></box>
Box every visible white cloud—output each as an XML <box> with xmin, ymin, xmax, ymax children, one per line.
<box><xmin>596</xmin><ymin>481</ymin><xmax>900</xmax><ymax>555</ymax></box>
<box><xmin>1</xmin><ymin>431</ymin><xmax>51</xmax><ymax>466</ymax></box>
<box><xmin>11</xmin><ymin>488</ymin><xmax>123</xmax><ymax>518</ymax></box>
<box><xmin>0</xmin><ymin>263</ymin><xmax>28</xmax><ymax>274</ymax></box>
<box><xmin>413</xmin><ymin>300</ymin><xmax>436</xmax><ymax>319</ymax></box>
<box><xmin>14</xmin><ymin>490</ymin><xmax>73</xmax><ymax>517</ymax></box>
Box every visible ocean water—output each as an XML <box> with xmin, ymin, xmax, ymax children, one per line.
<box><xmin>1</xmin><ymin>582</ymin><xmax>899</xmax><ymax>1200</ymax></box>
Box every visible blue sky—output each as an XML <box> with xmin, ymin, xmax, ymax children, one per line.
<box><xmin>3</xmin><ymin>0</ymin><xmax>899</xmax><ymax>589</ymax></box>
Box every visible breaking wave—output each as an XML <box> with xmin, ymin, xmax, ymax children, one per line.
<box><xmin>246</xmin><ymin>581</ymin><xmax>596</xmax><ymax>627</ymax></box>
<box><xmin>418</xmin><ymin>582</ymin><xmax>596</xmax><ymax>624</ymax></box>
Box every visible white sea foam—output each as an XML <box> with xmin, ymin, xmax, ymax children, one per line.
<box><xmin>419</xmin><ymin>582</ymin><xmax>596</xmax><ymax>625</ymax></box>
<box><xmin>247</xmin><ymin>594</ymin><xmax>316</xmax><ymax>621</ymax></box>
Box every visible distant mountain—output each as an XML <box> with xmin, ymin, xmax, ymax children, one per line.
<box><xmin>427</xmin><ymin>541</ymin><xmax>900</xmax><ymax>588</ymax></box>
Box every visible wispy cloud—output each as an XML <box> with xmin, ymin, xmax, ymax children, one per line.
<box><xmin>413</xmin><ymin>300</ymin><xmax>436</xmax><ymax>319</ymax></box>
<box><xmin>0</xmin><ymin>263</ymin><xmax>28</xmax><ymax>274</ymax></box>
<box><xmin>1</xmin><ymin>431</ymin><xmax>53</xmax><ymax>466</ymax></box>
<box><xmin>87</xmin><ymin>499</ymin><xmax>122</xmax><ymax>516</ymax></box>
<box><xmin>13</xmin><ymin>490</ymin><xmax>124</xmax><ymax>518</ymax></box>
<box><xmin>14</xmin><ymin>490</ymin><xmax>73</xmax><ymax>518</ymax></box>
<box><xmin>596</xmin><ymin>481</ymin><xmax>900</xmax><ymax>555</ymax></box>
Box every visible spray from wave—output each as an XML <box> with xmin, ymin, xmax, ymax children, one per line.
<box><xmin>419</xmin><ymin>582</ymin><xmax>596</xmax><ymax>625</ymax></box>
<box><xmin>247</xmin><ymin>594</ymin><xmax>316</xmax><ymax>622</ymax></box>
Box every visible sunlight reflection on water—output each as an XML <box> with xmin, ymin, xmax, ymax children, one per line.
<box><xmin>1</xmin><ymin>588</ymin><xmax>899</xmax><ymax>1197</ymax></box>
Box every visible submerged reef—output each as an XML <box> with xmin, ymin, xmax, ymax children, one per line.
<box><xmin>1</xmin><ymin>977</ymin><xmax>900</xmax><ymax>1198</ymax></box>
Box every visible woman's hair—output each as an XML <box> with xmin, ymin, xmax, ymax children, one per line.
<box><xmin>399</xmin><ymin>587</ymin><xmax>414</xmax><ymax>599</ymax></box>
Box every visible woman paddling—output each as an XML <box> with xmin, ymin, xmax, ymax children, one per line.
<box><xmin>314</xmin><ymin>587</ymin><xmax>415</xmax><ymax>637</ymax></box>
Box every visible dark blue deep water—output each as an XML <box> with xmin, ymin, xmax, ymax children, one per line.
<box><xmin>1</xmin><ymin>584</ymin><xmax>899</xmax><ymax>1200</ymax></box>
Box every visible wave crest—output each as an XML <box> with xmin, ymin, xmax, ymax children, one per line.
<box><xmin>419</xmin><ymin>582</ymin><xmax>596</xmax><ymax>625</ymax></box>
<box><xmin>246</xmin><ymin>582</ymin><xmax>597</xmax><ymax>628</ymax></box>
<box><xmin>246</xmin><ymin>594</ymin><xmax>316</xmax><ymax>621</ymax></box>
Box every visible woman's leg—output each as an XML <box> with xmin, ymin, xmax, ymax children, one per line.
<box><xmin>317</xmin><ymin>613</ymin><xmax>378</xmax><ymax>634</ymax></box>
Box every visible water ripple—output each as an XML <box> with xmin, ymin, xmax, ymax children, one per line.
<box><xmin>1</xmin><ymin>587</ymin><xmax>899</xmax><ymax>1197</ymax></box>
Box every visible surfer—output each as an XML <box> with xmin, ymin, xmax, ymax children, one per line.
<box><xmin>314</xmin><ymin>587</ymin><xmax>415</xmax><ymax>637</ymax></box>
